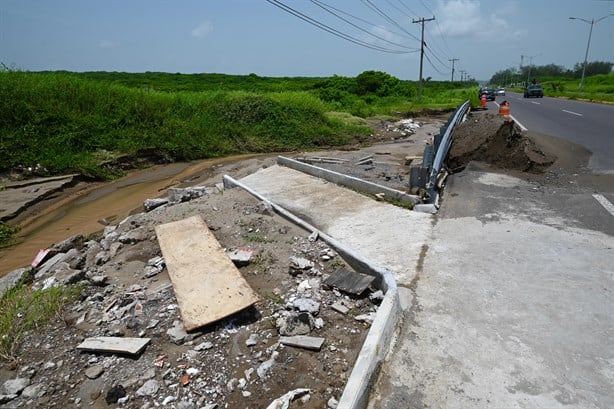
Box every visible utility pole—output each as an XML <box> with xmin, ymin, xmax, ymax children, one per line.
<box><xmin>412</xmin><ymin>16</ymin><xmax>435</xmax><ymax>101</ymax></box>
<box><xmin>569</xmin><ymin>14</ymin><xmax>614</xmax><ymax>91</ymax></box>
<box><xmin>449</xmin><ymin>58</ymin><xmax>459</xmax><ymax>82</ymax></box>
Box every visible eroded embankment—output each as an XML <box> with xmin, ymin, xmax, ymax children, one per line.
<box><xmin>448</xmin><ymin>113</ymin><xmax>555</xmax><ymax>172</ymax></box>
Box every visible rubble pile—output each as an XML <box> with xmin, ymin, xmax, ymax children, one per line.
<box><xmin>1</xmin><ymin>184</ymin><xmax>383</xmax><ymax>408</ymax></box>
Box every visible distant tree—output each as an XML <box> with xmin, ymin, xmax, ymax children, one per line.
<box><xmin>573</xmin><ymin>61</ymin><xmax>613</xmax><ymax>77</ymax></box>
<box><xmin>355</xmin><ymin>70</ymin><xmax>400</xmax><ymax>96</ymax></box>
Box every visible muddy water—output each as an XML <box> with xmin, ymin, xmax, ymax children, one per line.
<box><xmin>0</xmin><ymin>156</ymin><xmax>256</xmax><ymax>276</ymax></box>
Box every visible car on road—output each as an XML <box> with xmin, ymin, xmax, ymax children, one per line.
<box><xmin>479</xmin><ymin>87</ymin><xmax>496</xmax><ymax>101</ymax></box>
<box><xmin>495</xmin><ymin>87</ymin><xmax>505</xmax><ymax>96</ymax></box>
<box><xmin>524</xmin><ymin>85</ymin><xmax>544</xmax><ymax>98</ymax></box>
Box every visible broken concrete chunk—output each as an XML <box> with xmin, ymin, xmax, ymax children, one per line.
<box><xmin>228</xmin><ymin>248</ymin><xmax>255</xmax><ymax>267</ymax></box>
<box><xmin>289</xmin><ymin>257</ymin><xmax>314</xmax><ymax>276</ymax></box>
<box><xmin>280</xmin><ymin>335</ymin><xmax>325</xmax><ymax>351</ymax></box>
<box><xmin>292</xmin><ymin>298</ymin><xmax>320</xmax><ymax>315</ymax></box>
<box><xmin>354</xmin><ymin>312</ymin><xmax>376</xmax><ymax>324</ymax></box>
<box><xmin>2</xmin><ymin>378</ymin><xmax>30</xmax><ymax>395</ymax></box>
<box><xmin>50</xmin><ymin>234</ymin><xmax>84</xmax><ymax>253</ymax></box>
<box><xmin>144</xmin><ymin>198</ymin><xmax>169</xmax><ymax>212</ymax></box>
<box><xmin>136</xmin><ymin>379</ymin><xmax>160</xmax><ymax>397</ymax></box>
<box><xmin>246</xmin><ymin>334</ymin><xmax>259</xmax><ymax>347</ymax></box>
<box><xmin>0</xmin><ymin>268</ymin><xmax>32</xmax><ymax>298</ymax></box>
<box><xmin>369</xmin><ymin>290</ymin><xmax>385</xmax><ymax>303</ymax></box>
<box><xmin>167</xmin><ymin>320</ymin><xmax>188</xmax><ymax>344</ymax></box>
<box><xmin>324</xmin><ymin>268</ymin><xmax>375</xmax><ymax>295</ymax></box>
<box><xmin>276</xmin><ymin>312</ymin><xmax>314</xmax><ymax>336</ymax></box>
<box><xmin>118</xmin><ymin>227</ymin><xmax>149</xmax><ymax>244</ymax></box>
<box><xmin>77</xmin><ymin>336</ymin><xmax>151</xmax><ymax>355</ymax></box>
<box><xmin>85</xmin><ymin>365</ymin><xmax>105</xmax><ymax>379</ymax></box>
<box><xmin>266</xmin><ymin>388</ymin><xmax>310</xmax><ymax>409</ymax></box>
<box><xmin>331</xmin><ymin>302</ymin><xmax>349</xmax><ymax>315</ymax></box>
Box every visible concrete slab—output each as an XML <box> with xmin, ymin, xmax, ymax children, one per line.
<box><xmin>77</xmin><ymin>337</ymin><xmax>150</xmax><ymax>355</ymax></box>
<box><xmin>155</xmin><ymin>215</ymin><xmax>260</xmax><ymax>331</ymax></box>
<box><xmin>0</xmin><ymin>175</ymin><xmax>77</xmax><ymax>221</ymax></box>
<box><xmin>280</xmin><ymin>335</ymin><xmax>325</xmax><ymax>351</ymax></box>
<box><xmin>369</xmin><ymin>169</ymin><xmax>614</xmax><ymax>409</ymax></box>
<box><xmin>240</xmin><ymin>165</ymin><xmax>432</xmax><ymax>286</ymax></box>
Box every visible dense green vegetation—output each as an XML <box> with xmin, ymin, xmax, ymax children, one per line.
<box><xmin>1</xmin><ymin>70</ymin><xmax>476</xmax><ymax>179</ymax></box>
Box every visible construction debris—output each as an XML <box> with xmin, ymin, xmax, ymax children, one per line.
<box><xmin>155</xmin><ymin>215</ymin><xmax>260</xmax><ymax>331</ymax></box>
<box><xmin>76</xmin><ymin>337</ymin><xmax>151</xmax><ymax>355</ymax></box>
<box><xmin>280</xmin><ymin>335</ymin><xmax>325</xmax><ymax>351</ymax></box>
<box><xmin>324</xmin><ymin>268</ymin><xmax>375</xmax><ymax>295</ymax></box>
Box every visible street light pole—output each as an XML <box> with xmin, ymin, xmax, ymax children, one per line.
<box><xmin>569</xmin><ymin>14</ymin><xmax>614</xmax><ymax>92</ymax></box>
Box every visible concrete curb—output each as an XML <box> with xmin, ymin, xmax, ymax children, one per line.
<box><xmin>223</xmin><ymin>174</ymin><xmax>401</xmax><ymax>409</ymax></box>
<box><xmin>277</xmin><ymin>156</ymin><xmax>421</xmax><ymax>206</ymax></box>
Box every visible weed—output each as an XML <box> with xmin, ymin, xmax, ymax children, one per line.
<box><xmin>0</xmin><ymin>280</ymin><xmax>81</xmax><ymax>362</ymax></box>
<box><xmin>0</xmin><ymin>222</ymin><xmax>20</xmax><ymax>248</ymax></box>
<box><xmin>328</xmin><ymin>257</ymin><xmax>345</xmax><ymax>270</ymax></box>
<box><xmin>264</xmin><ymin>293</ymin><xmax>284</xmax><ymax>305</ymax></box>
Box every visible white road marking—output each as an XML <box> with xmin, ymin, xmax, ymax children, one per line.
<box><xmin>562</xmin><ymin>109</ymin><xmax>583</xmax><ymax>116</ymax></box>
<box><xmin>531</xmin><ymin>101</ymin><xmax>540</xmax><ymax>105</ymax></box>
<box><xmin>593</xmin><ymin>194</ymin><xmax>614</xmax><ymax>217</ymax></box>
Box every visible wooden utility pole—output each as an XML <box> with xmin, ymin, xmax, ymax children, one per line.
<box><xmin>412</xmin><ymin>16</ymin><xmax>435</xmax><ymax>101</ymax></box>
<box><xmin>449</xmin><ymin>58</ymin><xmax>459</xmax><ymax>82</ymax></box>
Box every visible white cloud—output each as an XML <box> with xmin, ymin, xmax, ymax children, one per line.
<box><xmin>99</xmin><ymin>40</ymin><xmax>115</xmax><ymax>49</ymax></box>
<box><xmin>436</xmin><ymin>0</ymin><xmax>481</xmax><ymax>37</ymax></box>
<box><xmin>191</xmin><ymin>21</ymin><xmax>213</xmax><ymax>38</ymax></box>
<box><xmin>435</xmin><ymin>0</ymin><xmax>523</xmax><ymax>41</ymax></box>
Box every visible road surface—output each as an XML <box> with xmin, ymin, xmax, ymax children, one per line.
<box><xmin>497</xmin><ymin>92</ymin><xmax>614</xmax><ymax>171</ymax></box>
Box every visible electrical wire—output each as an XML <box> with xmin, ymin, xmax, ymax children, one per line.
<box><xmin>361</xmin><ymin>0</ymin><xmax>421</xmax><ymax>42</ymax></box>
<box><xmin>424</xmin><ymin>50</ymin><xmax>448</xmax><ymax>76</ymax></box>
<box><xmin>265</xmin><ymin>0</ymin><xmax>415</xmax><ymax>54</ymax></box>
<box><xmin>311</xmin><ymin>0</ymin><xmax>418</xmax><ymax>51</ymax></box>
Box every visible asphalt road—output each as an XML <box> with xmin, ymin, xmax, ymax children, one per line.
<box><xmin>368</xmin><ymin>99</ymin><xmax>614</xmax><ymax>408</ymax></box>
<box><xmin>494</xmin><ymin>92</ymin><xmax>614</xmax><ymax>171</ymax></box>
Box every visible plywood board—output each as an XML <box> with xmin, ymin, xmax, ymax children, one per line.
<box><xmin>155</xmin><ymin>215</ymin><xmax>259</xmax><ymax>331</ymax></box>
<box><xmin>77</xmin><ymin>337</ymin><xmax>150</xmax><ymax>355</ymax></box>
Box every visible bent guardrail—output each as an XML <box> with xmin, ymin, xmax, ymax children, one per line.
<box><xmin>410</xmin><ymin>100</ymin><xmax>470</xmax><ymax>205</ymax></box>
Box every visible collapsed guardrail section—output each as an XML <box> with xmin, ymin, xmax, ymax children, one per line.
<box><xmin>410</xmin><ymin>100</ymin><xmax>471</xmax><ymax>205</ymax></box>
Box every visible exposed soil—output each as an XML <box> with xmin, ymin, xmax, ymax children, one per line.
<box><xmin>0</xmin><ymin>115</ymin><xmax>443</xmax><ymax>409</ymax></box>
<box><xmin>448</xmin><ymin>113</ymin><xmax>556</xmax><ymax>173</ymax></box>
<box><xmin>3</xmin><ymin>110</ymin><xmax>613</xmax><ymax>409</ymax></box>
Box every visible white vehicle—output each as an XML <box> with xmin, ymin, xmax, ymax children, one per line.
<box><xmin>495</xmin><ymin>87</ymin><xmax>505</xmax><ymax>96</ymax></box>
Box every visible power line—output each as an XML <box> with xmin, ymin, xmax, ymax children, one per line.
<box><xmin>361</xmin><ymin>0</ymin><xmax>421</xmax><ymax>42</ymax></box>
<box><xmin>310</xmin><ymin>0</ymin><xmax>412</xmax><ymax>44</ymax></box>
<box><xmin>311</xmin><ymin>0</ymin><xmax>418</xmax><ymax>51</ymax></box>
<box><xmin>265</xmin><ymin>0</ymin><xmax>414</xmax><ymax>54</ymax></box>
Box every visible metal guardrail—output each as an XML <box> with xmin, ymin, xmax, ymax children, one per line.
<box><xmin>420</xmin><ymin>100</ymin><xmax>471</xmax><ymax>204</ymax></box>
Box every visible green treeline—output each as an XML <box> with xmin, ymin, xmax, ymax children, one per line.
<box><xmin>0</xmin><ymin>70</ymin><xmax>476</xmax><ymax>179</ymax></box>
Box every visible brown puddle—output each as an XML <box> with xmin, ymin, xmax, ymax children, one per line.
<box><xmin>0</xmin><ymin>155</ymin><xmax>258</xmax><ymax>276</ymax></box>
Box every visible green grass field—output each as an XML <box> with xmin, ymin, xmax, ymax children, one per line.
<box><xmin>0</xmin><ymin>70</ymin><xmax>476</xmax><ymax>180</ymax></box>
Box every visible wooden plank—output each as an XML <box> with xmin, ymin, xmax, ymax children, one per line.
<box><xmin>77</xmin><ymin>337</ymin><xmax>150</xmax><ymax>355</ymax></box>
<box><xmin>155</xmin><ymin>215</ymin><xmax>260</xmax><ymax>331</ymax></box>
<box><xmin>280</xmin><ymin>335</ymin><xmax>325</xmax><ymax>351</ymax></box>
<box><xmin>324</xmin><ymin>268</ymin><xmax>375</xmax><ymax>295</ymax></box>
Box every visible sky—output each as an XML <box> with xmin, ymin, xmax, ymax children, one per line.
<box><xmin>1</xmin><ymin>0</ymin><xmax>614</xmax><ymax>82</ymax></box>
